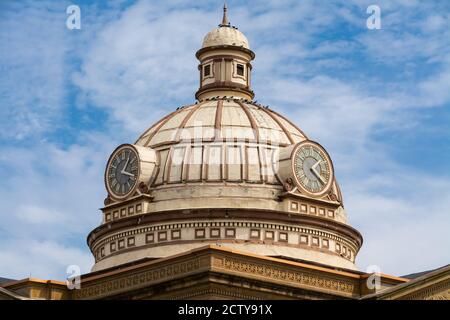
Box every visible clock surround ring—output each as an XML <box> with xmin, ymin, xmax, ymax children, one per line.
<box><xmin>105</xmin><ymin>144</ymin><xmax>141</xmax><ymax>201</ymax></box>
<box><xmin>290</xmin><ymin>140</ymin><xmax>335</xmax><ymax>198</ymax></box>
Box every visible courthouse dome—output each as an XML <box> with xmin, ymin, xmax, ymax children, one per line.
<box><xmin>88</xmin><ymin>5</ymin><xmax>361</xmax><ymax>273</ymax></box>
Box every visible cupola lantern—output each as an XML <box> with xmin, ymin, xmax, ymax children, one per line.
<box><xmin>195</xmin><ymin>5</ymin><xmax>255</xmax><ymax>101</ymax></box>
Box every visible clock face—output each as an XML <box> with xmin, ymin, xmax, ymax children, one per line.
<box><xmin>106</xmin><ymin>146</ymin><xmax>139</xmax><ymax>198</ymax></box>
<box><xmin>293</xmin><ymin>142</ymin><xmax>333</xmax><ymax>195</ymax></box>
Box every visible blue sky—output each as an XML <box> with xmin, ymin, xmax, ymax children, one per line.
<box><xmin>0</xmin><ymin>0</ymin><xmax>449</xmax><ymax>280</ymax></box>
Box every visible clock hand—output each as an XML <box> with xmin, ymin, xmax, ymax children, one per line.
<box><xmin>310</xmin><ymin>159</ymin><xmax>325</xmax><ymax>184</ymax></box>
<box><xmin>121</xmin><ymin>171</ymin><xmax>135</xmax><ymax>177</ymax></box>
<box><xmin>120</xmin><ymin>157</ymin><xmax>130</xmax><ymax>175</ymax></box>
<box><xmin>310</xmin><ymin>166</ymin><xmax>326</xmax><ymax>185</ymax></box>
<box><xmin>121</xmin><ymin>157</ymin><xmax>137</xmax><ymax>178</ymax></box>
<box><xmin>311</xmin><ymin>159</ymin><xmax>322</xmax><ymax>170</ymax></box>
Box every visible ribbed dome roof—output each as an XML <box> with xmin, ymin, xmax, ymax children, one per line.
<box><xmin>135</xmin><ymin>99</ymin><xmax>306</xmax><ymax>148</ymax></box>
<box><xmin>202</xmin><ymin>26</ymin><xmax>250</xmax><ymax>49</ymax></box>
<box><xmin>133</xmin><ymin>99</ymin><xmax>344</xmax><ymax>205</ymax></box>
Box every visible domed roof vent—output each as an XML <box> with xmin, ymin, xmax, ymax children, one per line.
<box><xmin>202</xmin><ymin>4</ymin><xmax>250</xmax><ymax>49</ymax></box>
<box><xmin>202</xmin><ymin>27</ymin><xmax>250</xmax><ymax>49</ymax></box>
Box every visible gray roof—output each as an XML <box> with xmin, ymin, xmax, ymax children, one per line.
<box><xmin>0</xmin><ymin>277</ymin><xmax>14</xmax><ymax>286</ymax></box>
<box><xmin>401</xmin><ymin>264</ymin><xmax>450</xmax><ymax>279</ymax></box>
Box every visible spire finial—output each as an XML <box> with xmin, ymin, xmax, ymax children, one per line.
<box><xmin>220</xmin><ymin>3</ymin><xmax>230</xmax><ymax>27</ymax></box>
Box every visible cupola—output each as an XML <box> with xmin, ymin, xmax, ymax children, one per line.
<box><xmin>195</xmin><ymin>4</ymin><xmax>255</xmax><ymax>101</ymax></box>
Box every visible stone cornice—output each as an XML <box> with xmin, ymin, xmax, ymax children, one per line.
<box><xmin>101</xmin><ymin>194</ymin><xmax>153</xmax><ymax>211</ymax></box>
<box><xmin>87</xmin><ymin>208</ymin><xmax>363</xmax><ymax>249</ymax></box>
<box><xmin>73</xmin><ymin>245</ymin><xmax>367</xmax><ymax>299</ymax></box>
<box><xmin>195</xmin><ymin>82</ymin><xmax>255</xmax><ymax>100</ymax></box>
<box><xmin>196</xmin><ymin>45</ymin><xmax>256</xmax><ymax>60</ymax></box>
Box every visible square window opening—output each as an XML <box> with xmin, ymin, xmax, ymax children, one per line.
<box><xmin>237</xmin><ymin>64</ymin><xmax>244</xmax><ymax>76</ymax></box>
<box><xmin>204</xmin><ymin>64</ymin><xmax>211</xmax><ymax>77</ymax></box>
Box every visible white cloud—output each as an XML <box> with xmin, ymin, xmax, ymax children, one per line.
<box><xmin>349</xmin><ymin>170</ymin><xmax>450</xmax><ymax>275</ymax></box>
<box><xmin>16</xmin><ymin>205</ymin><xmax>65</xmax><ymax>224</ymax></box>
<box><xmin>418</xmin><ymin>56</ymin><xmax>450</xmax><ymax>107</ymax></box>
<box><xmin>0</xmin><ymin>1</ymin><xmax>70</xmax><ymax>140</ymax></box>
<box><xmin>0</xmin><ymin>132</ymin><xmax>117</xmax><ymax>279</ymax></box>
<box><xmin>73</xmin><ymin>1</ymin><xmax>217</xmax><ymax>133</ymax></box>
<box><xmin>0</xmin><ymin>239</ymin><xmax>93</xmax><ymax>280</ymax></box>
